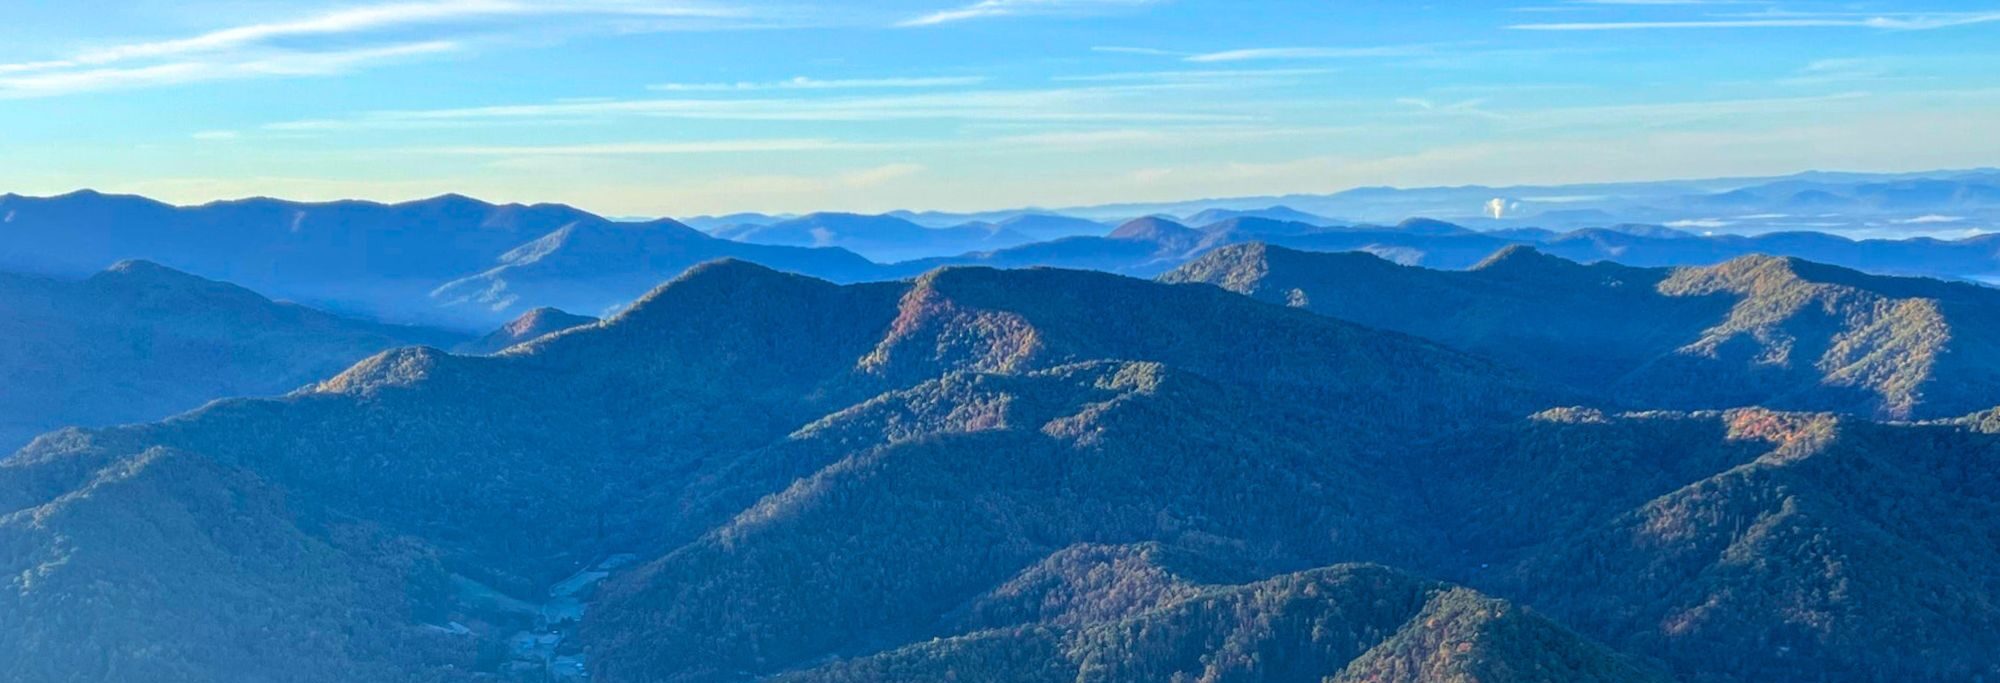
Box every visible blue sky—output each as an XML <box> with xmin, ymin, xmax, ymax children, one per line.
<box><xmin>3</xmin><ymin>0</ymin><xmax>1998</xmax><ymax>216</ymax></box>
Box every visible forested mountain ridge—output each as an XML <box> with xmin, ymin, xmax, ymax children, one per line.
<box><xmin>2</xmin><ymin>261</ymin><xmax>1556</xmax><ymax>683</ymax></box>
<box><xmin>780</xmin><ymin>560</ymin><xmax>1664</xmax><ymax>683</ymax></box>
<box><xmin>1164</xmin><ymin>243</ymin><xmax>2000</xmax><ymax>419</ymax></box>
<box><xmin>0</xmin><ymin>191</ymin><xmax>885</xmax><ymax>327</ymax></box>
<box><xmin>12</xmin><ymin>189</ymin><xmax>2000</xmax><ymax>332</ymax></box>
<box><xmin>0</xmin><ymin>260</ymin><xmax>461</xmax><ymax>451</ymax></box>
<box><xmin>454</xmin><ymin>307</ymin><xmax>597</xmax><ymax>355</ymax></box>
<box><xmin>6</xmin><ymin>257</ymin><xmax>1999</xmax><ymax>682</ymax></box>
<box><xmin>425</xmin><ymin>216</ymin><xmax>891</xmax><ymax>323</ymax></box>
<box><xmin>1425</xmin><ymin>407</ymin><xmax>2000</xmax><ymax>682</ymax></box>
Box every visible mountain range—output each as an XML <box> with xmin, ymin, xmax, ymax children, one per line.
<box><xmin>671</xmin><ymin>169</ymin><xmax>2000</xmax><ymax>238</ymax></box>
<box><xmin>5</xmin><ymin>171</ymin><xmax>2000</xmax><ymax>331</ymax></box>
<box><xmin>5</xmin><ymin>172</ymin><xmax>1999</xmax><ymax>683</ymax></box>
<box><xmin>0</xmin><ymin>191</ymin><xmax>873</xmax><ymax>328</ymax></box>
<box><xmin>6</xmin><ymin>252</ymin><xmax>2000</xmax><ymax>681</ymax></box>
<box><xmin>0</xmin><ymin>260</ymin><xmax>459</xmax><ymax>451</ymax></box>
<box><xmin>708</xmin><ymin>212</ymin><xmax>1037</xmax><ymax>262</ymax></box>
<box><xmin>1183</xmin><ymin>205</ymin><xmax>1343</xmax><ymax>226</ymax></box>
<box><xmin>1165</xmin><ymin>243</ymin><xmax>2000</xmax><ymax>420</ymax></box>
<box><xmin>1036</xmin><ymin>168</ymin><xmax>2000</xmax><ymax>238</ymax></box>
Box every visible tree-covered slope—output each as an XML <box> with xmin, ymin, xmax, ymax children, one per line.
<box><xmin>1447</xmin><ymin>409</ymin><xmax>2000</xmax><ymax>683</ymax></box>
<box><xmin>1627</xmin><ymin>254</ymin><xmax>2000</xmax><ymax>418</ymax></box>
<box><xmin>454</xmin><ymin>307</ymin><xmax>597</xmax><ymax>355</ymax></box>
<box><xmin>585</xmin><ymin>360</ymin><xmax>1490</xmax><ymax>681</ymax></box>
<box><xmin>1</xmin><ymin>261</ymin><xmax>1552</xmax><ymax>683</ymax></box>
<box><xmin>782</xmin><ymin>561</ymin><xmax>1662</xmax><ymax>683</ymax></box>
<box><xmin>0</xmin><ymin>446</ymin><xmax>475</xmax><ymax>683</ymax></box>
<box><xmin>1164</xmin><ymin>243</ymin><xmax>2000</xmax><ymax>418</ymax></box>
<box><xmin>8</xmin><ymin>258</ymin><xmax>1998</xmax><ymax>683</ymax></box>
<box><xmin>0</xmin><ymin>261</ymin><xmax>461</xmax><ymax>451</ymax></box>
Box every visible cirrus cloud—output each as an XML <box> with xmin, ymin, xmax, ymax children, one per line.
<box><xmin>899</xmin><ymin>0</ymin><xmax>1162</xmax><ymax>27</ymax></box>
<box><xmin>0</xmin><ymin>0</ymin><xmax>755</xmax><ymax>98</ymax></box>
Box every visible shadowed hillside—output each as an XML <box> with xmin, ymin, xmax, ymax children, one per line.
<box><xmin>0</xmin><ymin>261</ymin><xmax>461</xmax><ymax>450</ymax></box>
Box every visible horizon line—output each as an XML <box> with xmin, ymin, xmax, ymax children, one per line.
<box><xmin>9</xmin><ymin>165</ymin><xmax>1994</xmax><ymax>220</ymax></box>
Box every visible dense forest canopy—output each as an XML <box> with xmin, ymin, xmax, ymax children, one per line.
<box><xmin>4</xmin><ymin>249</ymin><xmax>1999</xmax><ymax>683</ymax></box>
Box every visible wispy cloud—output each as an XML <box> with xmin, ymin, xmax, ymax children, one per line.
<box><xmin>1777</xmin><ymin>58</ymin><xmax>1898</xmax><ymax>87</ymax></box>
<box><xmin>1054</xmin><ymin>68</ymin><xmax>1336</xmax><ymax>83</ymax></box>
<box><xmin>412</xmin><ymin>124</ymin><xmax>1376</xmax><ymax>161</ymax></box>
<box><xmin>1183</xmin><ymin>45</ymin><xmax>1435</xmax><ymax>63</ymax></box>
<box><xmin>0</xmin><ymin>1</ymin><xmax>750</xmax><ymax>97</ymax></box>
<box><xmin>1493</xmin><ymin>91</ymin><xmax>1876</xmax><ymax>131</ymax></box>
<box><xmin>0</xmin><ymin>60</ymin><xmax>78</xmax><ymax>75</ymax></box>
<box><xmin>1511</xmin><ymin>11</ymin><xmax>2000</xmax><ymax>31</ymax></box>
<box><xmin>1090</xmin><ymin>46</ymin><xmax>1186</xmax><ymax>57</ymax></box>
<box><xmin>900</xmin><ymin>0</ymin><xmax>1161</xmax><ymax>27</ymax></box>
<box><xmin>1426</xmin><ymin>82</ymin><xmax>1594</xmax><ymax>95</ymax></box>
<box><xmin>265</xmin><ymin>85</ymin><xmax>1261</xmax><ymax>131</ymax></box>
<box><xmin>648</xmin><ymin>75</ymin><xmax>986</xmax><ymax>92</ymax></box>
<box><xmin>0</xmin><ymin>41</ymin><xmax>460</xmax><ymax>98</ymax></box>
<box><xmin>1396</xmin><ymin>97</ymin><xmax>1507</xmax><ymax>121</ymax></box>
<box><xmin>429</xmin><ymin>138</ymin><xmax>891</xmax><ymax>155</ymax></box>
<box><xmin>84</xmin><ymin>1</ymin><xmax>733</xmax><ymax>64</ymax></box>
<box><xmin>1562</xmin><ymin>0</ymin><xmax>1767</xmax><ymax>5</ymax></box>
<box><xmin>988</xmin><ymin>124</ymin><xmax>1380</xmax><ymax>150</ymax></box>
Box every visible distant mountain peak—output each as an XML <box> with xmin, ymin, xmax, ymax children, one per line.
<box><xmin>99</xmin><ymin>258</ymin><xmax>189</xmax><ymax>278</ymax></box>
<box><xmin>457</xmin><ymin>306</ymin><xmax>597</xmax><ymax>355</ymax></box>
<box><xmin>1394</xmin><ymin>217</ymin><xmax>1475</xmax><ymax>236</ymax></box>
<box><xmin>1163</xmin><ymin>242</ymin><xmax>1411</xmax><ymax>298</ymax></box>
<box><xmin>509</xmin><ymin>306</ymin><xmax>589</xmax><ymax>332</ymax></box>
<box><xmin>612</xmin><ymin>258</ymin><xmax>836</xmax><ymax>330</ymax></box>
<box><xmin>1184</xmin><ymin>205</ymin><xmax>1337</xmax><ymax>227</ymax></box>
<box><xmin>414</xmin><ymin>192</ymin><xmax>489</xmax><ymax>208</ymax></box>
<box><xmin>1609</xmin><ymin>223</ymin><xmax>1698</xmax><ymax>239</ymax></box>
<box><xmin>87</xmin><ymin>259</ymin><xmax>264</xmax><ymax>302</ymax></box>
<box><xmin>1469</xmin><ymin>244</ymin><xmax>1583</xmax><ymax>276</ymax></box>
<box><xmin>1108</xmin><ymin>216</ymin><xmax>1188</xmax><ymax>236</ymax></box>
<box><xmin>1107</xmin><ymin>216</ymin><xmax>1198</xmax><ymax>247</ymax></box>
<box><xmin>645</xmin><ymin>257</ymin><xmax>789</xmax><ymax>295</ymax></box>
